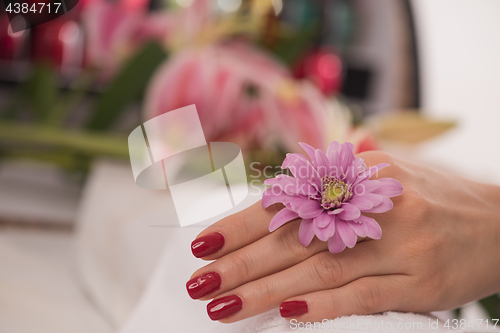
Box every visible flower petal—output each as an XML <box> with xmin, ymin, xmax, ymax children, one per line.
<box><xmin>299</xmin><ymin>218</ymin><xmax>315</xmax><ymax>246</ymax></box>
<box><xmin>282</xmin><ymin>153</ymin><xmax>321</xmax><ymax>189</ymax></box>
<box><xmin>263</xmin><ymin>174</ymin><xmax>295</xmax><ymax>187</ymax></box>
<box><xmin>344</xmin><ymin>158</ymin><xmax>366</xmax><ymax>183</ymax></box>
<box><xmin>357</xmin><ymin>163</ymin><xmax>390</xmax><ymax>182</ymax></box>
<box><xmin>314</xmin><ymin>149</ymin><xmax>329</xmax><ymax>178</ymax></box>
<box><xmin>336</xmin><ymin>219</ymin><xmax>357</xmax><ymax>248</ymax></box>
<box><xmin>337</xmin><ymin>203</ymin><xmax>361</xmax><ymax>221</ymax></box>
<box><xmin>298</xmin><ymin>142</ymin><xmax>317</xmax><ymax>164</ymax></box>
<box><xmin>327</xmin><ymin>227</ymin><xmax>346</xmax><ymax>253</ymax></box>
<box><xmin>269</xmin><ymin>208</ymin><xmax>299</xmax><ymax>232</ymax></box>
<box><xmin>281</xmin><ymin>153</ymin><xmax>309</xmax><ymax>172</ymax></box>
<box><xmin>314</xmin><ymin>215</ymin><xmax>335</xmax><ymax>241</ymax></box>
<box><xmin>363</xmin><ymin>196</ymin><xmax>393</xmax><ymax>213</ymax></box>
<box><xmin>286</xmin><ymin>196</ymin><xmax>310</xmax><ymax>210</ymax></box>
<box><xmin>354</xmin><ymin>180</ymin><xmax>381</xmax><ymax>194</ymax></box>
<box><xmin>265</xmin><ymin>175</ymin><xmax>316</xmax><ymax>197</ymax></box>
<box><xmin>349</xmin><ymin>195</ymin><xmax>373</xmax><ymax>211</ymax></box>
<box><xmin>297</xmin><ymin>199</ymin><xmax>324</xmax><ymax>219</ymax></box>
<box><xmin>373</xmin><ymin>178</ymin><xmax>403</xmax><ymax>197</ymax></box>
<box><xmin>262</xmin><ymin>188</ymin><xmax>289</xmax><ymax>208</ymax></box>
<box><xmin>352</xmin><ymin>157</ymin><xmax>367</xmax><ymax>173</ymax></box>
<box><xmin>286</xmin><ymin>182</ymin><xmax>318</xmax><ymax>197</ymax></box>
<box><xmin>313</xmin><ymin>212</ymin><xmax>332</xmax><ymax>228</ymax></box>
<box><xmin>343</xmin><ymin>165</ymin><xmax>356</xmax><ymax>184</ymax></box>
<box><xmin>328</xmin><ymin>150</ymin><xmax>341</xmax><ymax>178</ymax></box>
<box><xmin>327</xmin><ymin>208</ymin><xmax>344</xmax><ymax>215</ymax></box>
<box><xmin>358</xmin><ymin>215</ymin><xmax>382</xmax><ymax>239</ymax></box>
<box><xmin>326</xmin><ymin>140</ymin><xmax>341</xmax><ymax>158</ymax></box>
<box><xmin>361</xmin><ymin>193</ymin><xmax>383</xmax><ymax>207</ymax></box>
<box><xmin>340</xmin><ymin>142</ymin><xmax>355</xmax><ymax>172</ymax></box>
<box><xmin>347</xmin><ymin>220</ymin><xmax>368</xmax><ymax>238</ymax></box>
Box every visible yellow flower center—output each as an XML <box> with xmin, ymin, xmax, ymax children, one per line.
<box><xmin>326</xmin><ymin>183</ymin><xmax>345</xmax><ymax>201</ymax></box>
<box><xmin>321</xmin><ymin>176</ymin><xmax>352</xmax><ymax>210</ymax></box>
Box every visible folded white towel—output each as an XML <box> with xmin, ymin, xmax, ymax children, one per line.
<box><xmin>240</xmin><ymin>309</ymin><xmax>452</xmax><ymax>333</ymax></box>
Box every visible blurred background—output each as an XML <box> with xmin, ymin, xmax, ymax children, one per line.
<box><xmin>0</xmin><ymin>0</ymin><xmax>499</xmax><ymax>332</ymax></box>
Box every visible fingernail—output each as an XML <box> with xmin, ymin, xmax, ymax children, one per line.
<box><xmin>186</xmin><ymin>272</ymin><xmax>221</xmax><ymax>299</ymax></box>
<box><xmin>191</xmin><ymin>233</ymin><xmax>225</xmax><ymax>258</ymax></box>
<box><xmin>207</xmin><ymin>295</ymin><xmax>242</xmax><ymax>321</ymax></box>
<box><xmin>280</xmin><ymin>301</ymin><xmax>308</xmax><ymax>317</ymax></box>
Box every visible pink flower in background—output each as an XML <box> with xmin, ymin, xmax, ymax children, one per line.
<box><xmin>262</xmin><ymin>141</ymin><xmax>403</xmax><ymax>253</ymax></box>
<box><xmin>82</xmin><ymin>0</ymin><xmax>214</xmax><ymax>74</ymax></box>
<box><xmin>294</xmin><ymin>48</ymin><xmax>343</xmax><ymax>96</ymax></box>
<box><xmin>81</xmin><ymin>0</ymin><xmax>364</xmax><ymax>154</ymax></box>
<box><xmin>0</xmin><ymin>15</ymin><xmax>27</xmax><ymax>60</ymax></box>
<box><xmin>144</xmin><ymin>42</ymin><xmax>328</xmax><ymax>152</ymax></box>
<box><xmin>82</xmin><ymin>0</ymin><xmax>352</xmax><ymax>153</ymax></box>
<box><xmin>82</xmin><ymin>0</ymin><xmax>173</xmax><ymax>75</ymax></box>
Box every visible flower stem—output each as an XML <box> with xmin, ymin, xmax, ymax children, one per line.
<box><xmin>0</xmin><ymin>121</ymin><xmax>129</xmax><ymax>158</ymax></box>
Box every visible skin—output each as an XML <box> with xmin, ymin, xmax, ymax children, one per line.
<box><xmin>189</xmin><ymin>151</ymin><xmax>500</xmax><ymax>323</ymax></box>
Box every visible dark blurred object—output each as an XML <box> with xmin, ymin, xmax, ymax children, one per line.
<box><xmin>341</xmin><ymin>65</ymin><xmax>372</xmax><ymax>99</ymax></box>
<box><xmin>265</xmin><ymin>0</ymin><xmax>420</xmax><ymax>115</ymax></box>
<box><xmin>334</xmin><ymin>0</ymin><xmax>420</xmax><ymax>115</ymax></box>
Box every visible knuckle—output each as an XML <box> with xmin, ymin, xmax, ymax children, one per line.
<box><xmin>358</xmin><ymin>151</ymin><xmax>394</xmax><ymax>165</ymax></box>
<box><xmin>263</xmin><ymin>203</ymin><xmax>284</xmax><ymax>222</ymax></box>
<box><xmin>234</xmin><ymin>212</ymin><xmax>257</xmax><ymax>238</ymax></box>
<box><xmin>420</xmin><ymin>232</ymin><xmax>442</xmax><ymax>256</ymax></box>
<box><xmin>410</xmin><ymin>222</ymin><xmax>442</xmax><ymax>255</ymax></box>
<box><xmin>278</xmin><ymin>222</ymin><xmax>310</xmax><ymax>259</ymax></box>
<box><xmin>419</xmin><ymin>272</ymin><xmax>445</xmax><ymax>305</ymax></box>
<box><xmin>310</xmin><ymin>252</ymin><xmax>346</xmax><ymax>289</ymax></box>
<box><xmin>374</xmin><ymin>151</ymin><xmax>395</xmax><ymax>165</ymax></box>
<box><xmin>256</xmin><ymin>280</ymin><xmax>280</xmax><ymax>303</ymax></box>
<box><xmin>398</xmin><ymin>187</ymin><xmax>429</xmax><ymax>224</ymax></box>
<box><xmin>354</xmin><ymin>280</ymin><xmax>383</xmax><ymax>314</ymax></box>
<box><xmin>229</xmin><ymin>252</ymin><xmax>253</xmax><ymax>281</ymax></box>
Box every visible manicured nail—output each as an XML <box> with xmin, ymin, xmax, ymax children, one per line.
<box><xmin>186</xmin><ymin>272</ymin><xmax>221</xmax><ymax>299</ymax></box>
<box><xmin>280</xmin><ymin>301</ymin><xmax>308</xmax><ymax>317</ymax></box>
<box><xmin>191</xmin><ymin>233</ymin><xmax>225</xmax><ymax>258</ymax></box>
<box><xmin>207</xmin><ymin>295</ymin><xmax>242</xmax><ymax>321</ymax></box>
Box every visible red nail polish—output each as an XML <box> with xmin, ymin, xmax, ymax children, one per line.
<box><xmin>207</xmin><ymin>295</ymin><xmax>242</xmax><ymax>321</ymax></box>
<box><xmin>186</xmin><ymin>272</ymin><xmax>221</xmax><ymax>299</ymax></box>
<box><xmin>191</xmin><ymin>233</ymin><xmax>225</xmax><ymax>258</ymax></box>
<box><xmin>280</xmin><ymin>301</ymin><xmax>308</xmax><ymax>317</ymax></box>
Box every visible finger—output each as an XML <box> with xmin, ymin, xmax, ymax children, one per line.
<box><xmin>191</xmin><ymin>201</ymin><xmax>288</xmax><ymax>259</ymax></box>
<box><xmin>206</xmin><ymin>242</ymin><xmax>391</xmax><ymax>322</ymax></box>
<box><xmin>188</xmin><ymin>218</ymin><xmax>327</xmax><ymax>300</ymax></box>
<box><xmin>280</xmin><ymin>275</ymin><xmax>411</xmax><ymax>322</ymax></box>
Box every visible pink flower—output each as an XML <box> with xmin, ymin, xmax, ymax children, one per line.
<box><xmin>262</xmin><ymin>141</ymin><xmax>403</xmax><ymax>253</ymax></box>
<box><xmin>82</xmin><ymin>1</ymin><xmax>174</xmax><ymax>75</ymax></box>
<box><xmin>144</xmin><ymin>42</ymin><xmax>328</xmax><ymax>152</ymax></box>
<box><xmin>82</xmin><ymin>0</ymin><xmax>212</xmax><ymax>75</ymax></box>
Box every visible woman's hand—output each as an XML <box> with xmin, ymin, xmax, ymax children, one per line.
<box><xmin>187</xmin><ymin>151</ymin><xmax>500</xmax><ymax>322</ymax></box>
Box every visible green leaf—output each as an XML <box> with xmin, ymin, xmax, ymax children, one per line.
<box><xmin>264</xmin><ymin>23</ymin><xmax>319</xmax><ymax>66</ymax></box>
<box><xmin>45</xmin><ymin>70</ymin><xmax>97</xmax><ymax>128</ymax></box>
<box><xmin>24</xmin><ymin>65</ymin><xmax>59</xmax><ymax>122</ymax></box>
<box><xmin>86</xmin><ymin>41</ymin><xmax>167</xmax><ymax>131</ymax></box>
<box><xmin>0</xmin><ymin>86</ymin><xmax>23</xmax><ymax>121</ymax></box>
